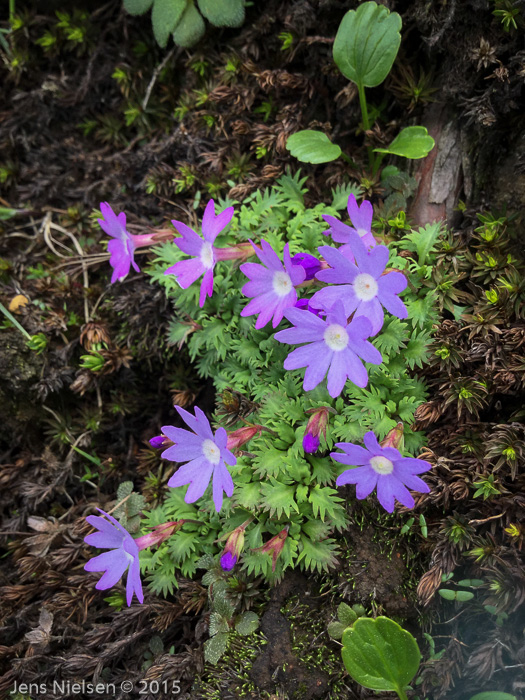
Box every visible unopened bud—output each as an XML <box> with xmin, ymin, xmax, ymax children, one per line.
<box><xmin>380</xmin><ymin>422</ymin><xmax>404</xmax><ymax>451</ymax></box>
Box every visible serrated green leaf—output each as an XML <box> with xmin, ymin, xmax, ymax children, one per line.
<box><xmin>333</xmin><ymin>2</ymin><xmax>402</xmax><ymax>88</ymax></box>
<box><xmin>152</xmin><ymin>0</ymin><xmax>186</xmax><ymax>48</ymax></box>
<box><xmin>235</xmin><ymin>611</ymin><xmax>259</xmax><ymax>635</ymax></box>
<box><xmin>204</xmin><ymin>632</ymin><xmax>229</xmax><ymax>664</ymax></box>
<box><xmin>286</xmin><ymin>130</ymin><xmax>342</xmax><ymax>164</ymax></box>
<box><xmin>308</xmin><ymin>484</ymin><xmax>342</xmax><ymax>521</ymax></box>
<box><xmin>341</xmin><ymin>617</ymin><xmax>420</xmax><ymax>693</ymax></box>
<box><xmin>375</xmin><ymin>126</ymin><xmax>435</xmax><ymax>159</ymax></box>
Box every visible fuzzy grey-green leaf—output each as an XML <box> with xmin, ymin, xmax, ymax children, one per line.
<box><xmin>235</xmin><ymin>611</ymin><xmax>259</xmax><ymax>636</ymax></box>
<box><xmin>204</xmin><ymin>632</ymin><xmax>229</xmax><ymax>664</ymax></box>
<box><xmin>333</xmin><ymin>2</ymin><xmax>402</xmax><ymax>88</ymax></box>
<box><xmin>152</xmin><ymin>0</ymin><xmax>186</xmax><ymax>48</ymax></box>
<box><xmin>172</xmin><ymin>0</ymin><xmax>205</xmax><ymax>48</ymax></box>
<box><xmin>197</xmin><ymin>0</ymin><xmax>244</xmax><ymax>27</ymax></box>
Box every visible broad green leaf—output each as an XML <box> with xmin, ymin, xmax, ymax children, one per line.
<box><xmin>152</xmin><ymin>0</ymin><xmax>186</xmax><ymax>48</ymax></box>
<box><xmin>286</xmin><ymin>130</ymin><xmax>342</xmax><ymax>164</ymax></box>
<box><xmin>374</xmin><ymin>126</ymin><xmax>435</xmax><ymax>159</ymax></box>
<box><xmin>341</xmin><ymin>617</ymin><xmax>420</xmax><ymax>693</ymax></box>
<box><xmin>438</xmin><ymin>589</ymin><xmax>456</xmax><ymax>600</ymax></box>
<box><xmin>123</xmin><ymin>0</ymin><xmax>153</xmax><ymax>15</ymax></box>
<box><xmin>172</xmin><ymin>0</ymin><xmax>205</xmax><ymax>48</ymax></box>
<box><xmin>235</xmin><ymin>611</ymin><xmax>259</xmax><ymax>636</ymax></box>
<box><xmin>456</xmin><ymin>590</ymin><xmax>474</xmax><ymax>602</ymax></box>
<box><xmin>327</xmin><ymin>621</ymin><xmax>347</xmax><ymax>639</ymax></box>
<box><xmin>333</xmin><ymin>2</ymin><xmax>402</xmax><ymax>88</ymax></box>
<box><xmin>197</xmin><ymin>0</ymin><xmax>244</xmax><ymax>27</ymax></box>
<box><xmin>209</xmin><ymin>612</ymin><xmax>229</xmax><ymax>636</ymax></box>
<box><xmin>469</xmin><ymin>694</ymin><xmax>517</xmax><ymax>700</ymax></box>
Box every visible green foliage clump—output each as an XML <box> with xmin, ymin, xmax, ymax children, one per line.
<box><xmin>140</xmin><ymin>171</ymin><xmax>442</xmax><ymax>592</ymax></box>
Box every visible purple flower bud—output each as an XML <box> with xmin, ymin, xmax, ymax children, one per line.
<box><xmin>149</xmin><ymin>435</ymin><xmax>166</xmax><ymax>449</ymax></box>
<box><xmin>291</xmin><ymin>252</ymin><xmax>322</xmax><ymax>281</ymax></box>
<box><xmin>220</xmin><ymin>551</ymin><xmax>237</xmax><ymax>571</ymax></box>
<box><xmin>303</xmin><ymin>432</ymin><xmax>320</xmax><ymax>454</ymax></box>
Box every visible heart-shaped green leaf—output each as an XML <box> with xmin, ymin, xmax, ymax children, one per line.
<box><xmin>333</xmin><ymin>1</ymin><xmax>402</xmax><ymax>88</ymax></box>
<box><xmin>286</xmin><ymin>130</ymin><xmax>342</xmax><ymax>164</ymax></box>
<box><xmin>374</xmin><ymin>126</ymin><xmax>435</xmax><ymax>159</ymax></box>
<box><xmin>341</xmin><ymin>616</ymin><xmax>421</xmax><ymax>693</ymax></box>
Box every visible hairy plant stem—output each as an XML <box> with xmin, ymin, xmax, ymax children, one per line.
<box><xmin>357</xmin><ymin>81</ymin><xmax>376</xmax><ymax>170</ymax></box>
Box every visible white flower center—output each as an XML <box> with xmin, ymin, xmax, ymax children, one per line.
<box><xmin>272</xmin><ymin>270</ymin><xmax>292</xmax><ymax>297</ymax></box>
<box><xmin>200</xmin><ymin>242</ymin><xmax>214</xmax><ymax>270</ymax></box>
<box><xmin>323</xmin><ymin>323</ymin><xmax>349</xmax><ymax>351</ymax></box>
<box><xmin>357</xmin><ymin>227</ymin><xmax>368</xmax><ymax>238</ymax></box>
<box><xmin>202</xmin><ymin>439</ymin><xmax>221</xmax><ymax>465</ymax></box>
<box><xmin>353</xmin><ymin>273</ymin><xmax>378</xmax><ymax>301</ymax></box>
<box><xmin>370</xmin><ymin>456</ymin><xmax>394</xmax><ymax>475</ymax></box>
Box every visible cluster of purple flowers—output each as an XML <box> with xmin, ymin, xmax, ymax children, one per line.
<box><xmin>85</xmin><ymin>195</ymin><xmax>432</xmax><ymax>605</ymax></box>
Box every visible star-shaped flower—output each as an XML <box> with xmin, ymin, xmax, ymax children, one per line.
<box><xmin>84</xmin><ymin>508</ymin><xmax>143</xmax><ymax>606</ymax></box>
<box><xmin>332</xmin><ymin>431</ymin><xmax>432</xmax><ymax>513</ymax></box>
<box><xmin>162</xmin><ymin>406</ymin><xmax>237</xmax><ymax>512</ymax></box>
<box><xmin>274</xmin><ymin>300</ymin><xmax>382</xmax><ymax>397</ymax></box>
<box><xmin>311</xmin><ymin>234</ymin><xmax>407</xmax><ymax>335</ymax></box>
<box><xmin>165</xmin><ymin>199</ymin><xmax>234</xmax><ymax>307</ymax></box>
<box><xmin>240</xmin><ymin>240</ymin><xmax>306</xmax><ymax>329</ymax></box>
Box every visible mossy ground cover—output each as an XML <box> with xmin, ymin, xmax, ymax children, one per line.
<box><xmin>0</xmin><ymin>2</ymin><xmax>524</xmax><ymax>699</ymax></box>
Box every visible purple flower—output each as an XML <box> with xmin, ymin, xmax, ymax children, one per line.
<box><xmin>98</xmin><ymin>203</ymin><xmax>141</xmax><ymax>284</ymax></box>
<box><xmin>311</xmin><ymin>235</ymin><xmax>407</xmax><ymax>335</ymax></box>
<box><xmin>332</xmin><ymin>431</ymin><xmax>432</xmax><ymax>513</ymax></box>
<box><xmin>240</xmin><ymin>240</ymin><xmax>306</xmax><ymax>329</ymax></box>
<box><xmin>84</xmin><ymin>508</ymin><xmax>143</xmax><ymax>606</ymax></box>
<box><xmin>322</xmin><ymin>194</ymin><xmax>377</xmax><ymax>255</ymax></box>
<box><xmin>162</xmin><ymin>406</ymin><xmax>236</xmax><ymax>512</ymax></box>
<box><xmin>291</xmin><ymin>252</ymin><xmax>322</xmax><ymax>281</ymax></box>
<box><xmin>295</xmin><ymin>298</ymin><xmax>325</xmax><ymax>318</ymax></box>
<box><xmin>274</xmin><ymin>300</ymin><xmax>382</xmax><ymax>397</ymax></box>
<box><xmin>165</xmin><ymin>200</ymin><xmax>234</xmax><ymax>307</ymax></box>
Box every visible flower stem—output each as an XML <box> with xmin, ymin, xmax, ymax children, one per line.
<box><xmin>357</xmin><ymin>81</ymin><xmax>375</xmax><ymax>170</ymax></box>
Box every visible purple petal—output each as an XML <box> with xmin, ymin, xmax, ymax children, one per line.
<box><xmin>199</xmin><ymin>268</ymin><xmax>214</xmax><ymax>307</ymax></box>
<box><xmin>176</xmin><ymin>406</ymin><xmax>214</xmax><ymax>441</ymax></box>
<box><xmin>347</xmin><ymin>194</ymin><xmax>373</xmax><ymax>233</ymax></box>
<box><xmin>336</xmin><ymin>465</ymin><xmax>377</xmax><ymax>497</ymax></box>
<box><xmin>202</xmin><ymin>200</ymin><xmax>234</xmax><ymax>242</ymax></box>
<box><xmin>394</xmin><ymin>457</ymin><xmax>432</xmax><ymax>475</ymax></box>
<box><xmin>171</xmin><ymin>221</ymin><xmax>203</xmax><ymax>255</ymax></box>
<box><xmin>376</xmin><ymin>475</ymin><xmax>414</xmax><ymax>512</ymax></box>
<box><xmin>240</xmin><ymin>261</ymin><xmax>273</xmax><ymax>281</ymax></box>
<box><xmin>378</xmin><ymin>271</ymin><xmax>407</xmax><ymax>294</ymax></box>
<box><xmin>274</xmin><ymin>324</ymin><xmax>323</xmax><ymax>345</ymax></box>
<box><xmin>212</xmin><ymin>461</ymin><xmax>234</xmax><ymax>512</ymax></box>
<box><xmin>394</xmin><ymin>470</ymin><xmax>430</xmax><ymax>493</ymax></box>
<box><xmin>322</xmin><ymin>216</ymin><xmax>354</xmax><ymax>244</ymax></box>
<box><xmin>364</xmin><ymin>244</ymin><xmax>389</xmax><ymax>278</ymax></box>
<box><xmin>331</xmin><ymin>444</ymin><xmax>371</xmax><ymax>466</ymax></box>
<box><xmin>165</xmin><ymin>257</ymin><xmax>205</xmax><ymax>288</ymax></box>
<box><xmin>85</xmin><ymin>548</ymin><xmax>128</xmax><ymax>576</ymax></box>
<box><xmin>126</xmin><ymin>554</ymin><xmax>143</xmax><ymax>605</ymax></box>
<box><xmin>337</xmin><ymin>347</ymin><xmax>368</xmax><ymax>389</ymax></box>
<box><xmin>325</xmin><ymin>351</ymin><xmax>347</xmax><ymax>397</ymax></box>
<box><xmin>303</xmin><ymin>347</ymin><xmax>332</xmax><ymax>391</ymax></box>
<box><xmin>363</xmin><ymin>431</ymin><xmax>382</xmax><ymax>455</ymax></box>
<box><xmin>221</xmin><ymin>551</ymin><xmax>237</xmax><ymax>571</ymax></box>
<box><xmin>283</xmin><ymin>342</ymin><xmax>322</xmax><ymax>371</ymax></box>
<box><xmin>254</xmin><ymin>239</ymin><xmax>282</xmax><ymax>271</ymax></box>
<box><xmin>355</xmin><ymin>298</ymin><xmax>384</xmax><ymax>335</ymax></box>
<box><xmin>377</xmin><ymin>290</ymin><xmax>408</xmax><ymax>319</ymax></box>
<box><xmin>282</xmin><ymin>306</ymin><xmax>327</xmax><ymax>330</ymax></box>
